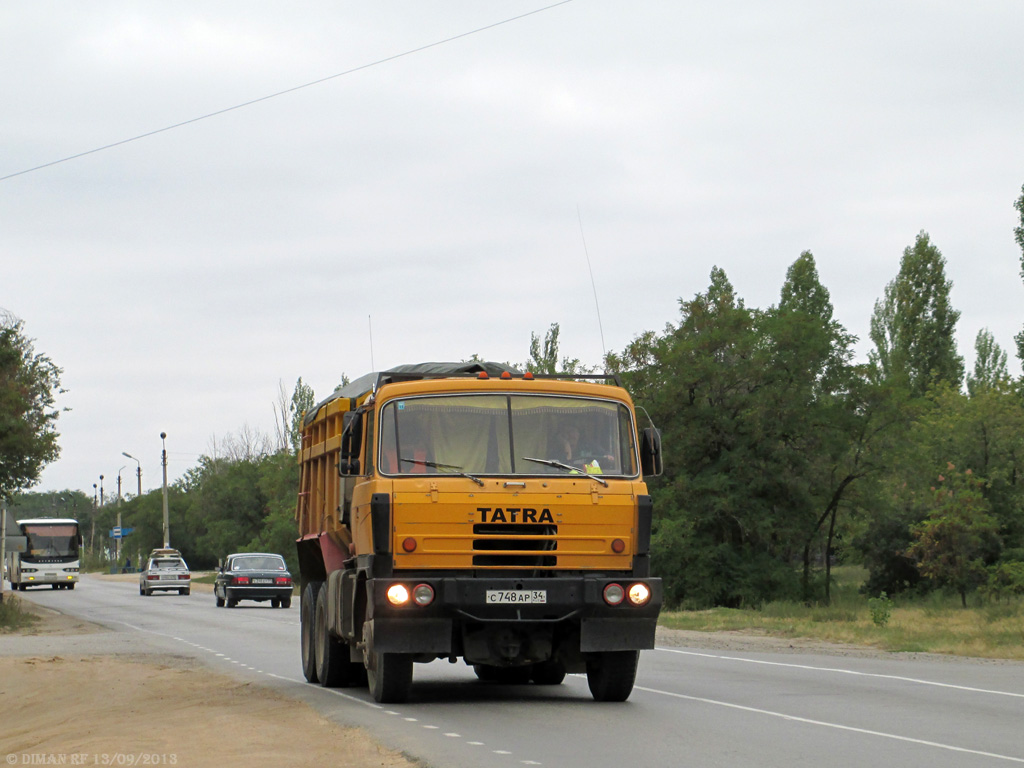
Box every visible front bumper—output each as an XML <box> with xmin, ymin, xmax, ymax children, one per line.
<box><xmin>366</xmin><ymin>575</ymin><xmax>662</xmax><ymax>655</ymax></box>
<box><xmin>19</xmin><ymin>571</ymin><xmax>78</xmax><ymax>586</ymax></box>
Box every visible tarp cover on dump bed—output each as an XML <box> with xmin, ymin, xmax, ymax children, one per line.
<box><xmin>304</xmin><ymin>361</ymin><xmax>520</xmax><ymax>425</ymax></box>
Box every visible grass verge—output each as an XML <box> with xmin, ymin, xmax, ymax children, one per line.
<box><xmin>0</xmin><ymin>593</ymin><xmax>40</xmax><ymax>632</ymax></box>
<box><xmin>660</xmin><ymin>567</ymin><xmax>1024</xmax><ymax>660</ymax></box>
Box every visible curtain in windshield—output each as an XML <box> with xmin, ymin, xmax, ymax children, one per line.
<box><xmin>378</xmin><ymin>394</ymin><xmax>637</xmax><ymax>477</ymax></box>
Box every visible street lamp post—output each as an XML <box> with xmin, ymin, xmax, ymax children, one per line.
<box><xmin>99</xmin><ymin>475</ymin><xmax>105</xmax><ymax>565</ymax></box>
<box><xmin>122</xmin><ymin>452</ymin><xmax>142</xmax><ymax>498</ymax></box>
<box><xmin>160</xmin><ymin>432</ymin><xmax>170</xmax><ymax>548</ymax></box>
<box><xmin>91</xmin><ymin>483</ymin><xmax>97</xmax><ymax>554</ymax></box>
<box><xmin>116</xmin><ymin>465</ymin><xmax>126</xmax><ymax>565</ymax></box>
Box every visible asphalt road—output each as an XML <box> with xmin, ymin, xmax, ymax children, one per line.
<box><xmin>11</xmin><ymin>575</ymin><xmax>1024</xmax><ymax>768</ymax></box>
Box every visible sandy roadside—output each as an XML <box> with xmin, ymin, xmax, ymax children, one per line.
<box><xmin>1</xmin><ymin>594</ymin><xmax>420</xmax><ymax>768</ymax></box>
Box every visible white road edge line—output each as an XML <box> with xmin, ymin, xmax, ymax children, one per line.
<box><xmin>655</xmin><ymin>647</ymin><xmax>1024</xmax><ymax>699</ymax></box>
<box><xmin>106</xmin><ymin>617</ymin><xmax>536</xmax><ymax>762</ymax></box>
<box><xmin>633</xmin><ymin>683</ymin><xmax>1024</xmax><ymax>764</ymax></box>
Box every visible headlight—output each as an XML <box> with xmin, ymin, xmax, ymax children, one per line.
<box><xmin>386</xmin><ymin>584</ymin><xmax>410</xmax><ymax>606</ymax></box>
<box><xmin>602</xmin><ymin>583</ymin><xmax>625</xmax><ymax>606</ymax></box>
<box><xmin>627</xmin><ymin>582</ymin><xmax>652</xmax><ymax>606</ymax></box>
<box><xmin>412</xmin><ymin>583</ymin><xmax>435</xmax><ymax>606</ymax></box>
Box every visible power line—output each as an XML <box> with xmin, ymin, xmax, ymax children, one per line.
<box><xmin>1</xmin><ymin>0</ymin><xmax>576</xmax><ymax>183</ymax></box>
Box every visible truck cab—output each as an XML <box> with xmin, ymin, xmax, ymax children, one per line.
<box><xmin>296</xmin><ymin>362</ymin><xmax>663</xmax><ymax>703</ymax></box>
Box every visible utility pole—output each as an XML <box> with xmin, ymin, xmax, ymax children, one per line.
<box><xmin>160</xmin><ymin>432</ymin><xmax>170</xmax><ymax>548</ymax></box>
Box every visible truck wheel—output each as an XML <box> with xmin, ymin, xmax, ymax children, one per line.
<box><xmin>585</xmin><ymin>650</ymin><xmax>639</xmax><ymax>702</ymax></box>
<box><xmin>367</xmin><ymin>651</ymin><xmax>413</xmax><ymax>703</ymax></box>
<box><xmin>300</xmin><ymin>581</ymin><xmax>322</xmax><ymax>683</ymax></box>
<box><xmin>362</xmin><ymin>615</ymin><xmax>412</xmax><ymax>703</ymax></box>
<box><xmin>315</xmin><ymin>586</ymin><xmax>363</xmax><ymax>687</ymax></box>
<box><xmin>531</xmin><ymin>661</ymin><xmax>567</xmax><ymax>685</ymax></box>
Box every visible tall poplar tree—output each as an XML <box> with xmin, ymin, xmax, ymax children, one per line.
<box><xmin>1013</xmin><ymin>185</ymin><xmax>1024</xmax><ymax>366</ymax></box>
<box><xmin>869</xmin><ymin>231</ymin><xmax>964</xmax><ymax>396</ymax></box>
<box><xmin>966</xmin><ymin>328</ymin><xmax>1009</xmax><ymax>397</ymax></box>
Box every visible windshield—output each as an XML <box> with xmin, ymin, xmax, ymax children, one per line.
<box><xmin>232</xmin><ymin>556</ymin><xmax>286</xmax><ymax>571</ymax></box>
<box><xmin>21</xmin><ymin>523</ymin><xmax>79</xmax><ymax>558</ymax></box>
<box><xmin>379</xmin><ymin>393</ymin><xmax>637</xmax><ymax>477</ymax></box>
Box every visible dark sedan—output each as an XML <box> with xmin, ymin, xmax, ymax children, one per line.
<box><xmin>214</xmin><ymin>553</ymin><xmax>293</xmax><ymax>608</ymax></box>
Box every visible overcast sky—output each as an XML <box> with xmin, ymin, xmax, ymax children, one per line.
<box><xmin>4</xmin><ymin>1</ymin><xmax>1023</xmax><ymax>499</ymax></box>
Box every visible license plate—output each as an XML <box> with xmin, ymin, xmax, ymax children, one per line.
<box><xmin>486</xmin><ymin>590</ymin><xmax>546</xmax><ymax>605</ymax></box>
<box><xmin>252</xmin><ymin>578</ymin><xmax>273</xmax><ymax>584</ymax></box>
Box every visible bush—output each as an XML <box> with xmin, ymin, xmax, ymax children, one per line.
<box><xmin>983</xmin><ymin>561</ymin><xmax>1024</xmax><ymax>602</ymax></box>
<box><xmin>868</xmin><ymin>592</ymin><xmax>894</xmax><ymax>627</ymax></box>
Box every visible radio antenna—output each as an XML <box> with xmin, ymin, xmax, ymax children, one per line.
<box><xmin>577</xmin><ymin>205</ymin><xmax>607</xmax><ymax>361</ymax></box>
<box><xmin>368</xmin><ymin>314</ymin><xmax>375</xmax><ymax>370</ymax></box>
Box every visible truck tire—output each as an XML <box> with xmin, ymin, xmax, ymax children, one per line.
<box><xmin>300</xmin><ymin>581</ymin><xmax>322</xmax><ymax>683</ymax></box>
<box><xmin>315</xmin><ymin>586</ymin><xmax>363</xmax><ymax>687</ymax></box>
<box><xmin>368</xmin><ymin>651</ymin><xmax>413</xmax><ymax>703</ymax></box>
<box><xmin>585</xmin><ymin>650</ymin><xmax>639</xmax><ymax>702</ymax></box>
<box><xmin>362</xmin><ymin>610</ymin><xmax>413</xmax><ymax>703</ymax></box>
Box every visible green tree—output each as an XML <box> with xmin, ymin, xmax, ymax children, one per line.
<box><xmin>917</xmin><ymin>382</ymin><xmax>1024</xmax><ymax>553</ymax></box>
<box><xmin>869</xmin><ymin>231</ymin><xmax>964</xmax><ymax>396</ymax></box>
<box><xmin>526</xmin><ymin>323</ymin><xmax>592</xmax><ymax>375</ymax></box>
<box><xmin>967</xmin><ymin>328</ymin><xmax>1010</xmax><ymax>397</ymax></box>
<box><xmin>1014</xmin><ymin>184</ymin><xmax>1024</xmax><ymax>366</ymax></box>
<box><xmin>245</xmin><ymin>451</ymin><xmax>300</xmax><ymax>574</ymax></box>
<box><xmin>768</xmin><ymin>253</ymin><xmax>871</xmax><ymax>602</ymax></box>
<box><xmin>289</xmin><ymin>378</ymin><xmax>315</xmax><ymax>454</ymax></box>
<box><xmin>0</xmin><ymin>315</ymin><xmax>64</xmax><ymax>500</ymax></box>
<box><xmin>629</xmin><ymin>267</ymin><xmax>808</xmax><ymax>607</ymax></box>
<box><xmin>907</xmin><ymin>464</ymin><xmax>1001</xmax><ymax>607</ymax></box>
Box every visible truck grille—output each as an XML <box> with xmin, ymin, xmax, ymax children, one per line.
<box><xmin>472</xmin><ymin>524</ymin><xmax>557</xmax><ymax>567</ymax></box>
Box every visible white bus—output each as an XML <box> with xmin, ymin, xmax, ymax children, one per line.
<box><xmin>6</xmin><ymin>518</ymin><xmax>82</xmax><ymax>590</ymax></box>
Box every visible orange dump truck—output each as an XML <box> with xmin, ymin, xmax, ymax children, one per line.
<box><xmin>295</xmin><ymin>362</ymin><xmax>663</xmax><ymax>703</ymax></box>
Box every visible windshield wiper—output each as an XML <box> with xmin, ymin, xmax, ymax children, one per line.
<box><xmin>400</xmin><ymin>458</ymin><xmax>485</xmax><ymax>487</ymax></box>
<box><xmin>520</xmin><ymin>457</ymin><xmax>608</xmax><ymax>487</ymax></box>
